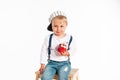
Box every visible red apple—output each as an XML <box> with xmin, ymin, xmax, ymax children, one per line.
<box><xmin>57</xmin><ymin>44</ymin><xmax>67</xmax><ymax>54</ymax></box>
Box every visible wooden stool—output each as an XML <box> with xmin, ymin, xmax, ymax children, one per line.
<box><xmin>35</xmin><ymin>68</ymin><xmax>79</xmax><ymax>80</ymax></box>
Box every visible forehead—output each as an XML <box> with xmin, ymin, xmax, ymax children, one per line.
<box><xmin>52</xmin><ymin>16</ymin><xmax>67</xmax><ymax>23</ymax></box>
<box><xmin>52</xmin><ymin>18</ymin><xmax>67</xmax><ymax>25</ymax></box>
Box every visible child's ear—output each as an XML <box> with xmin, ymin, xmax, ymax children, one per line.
<box><xmin>65</xmin><ymin>20</ymin><xmax>68</xmax><ymax>26</ymax></box>
<box><xmin>66</xmin><ymin>22</ymin><xmax>68</xmax><ymax>26</ymax></box>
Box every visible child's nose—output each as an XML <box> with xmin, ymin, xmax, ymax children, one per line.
<box><xmin>57</xmin><ymin>26</ymin><xmax>61</xmax><ymax>30</ymax></box>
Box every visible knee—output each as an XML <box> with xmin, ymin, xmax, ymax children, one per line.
<box><xmin>58</xmin><ymin>70</ymin><xmax>70</xmax><ymax>79</ymax></box>
<box><xmin>41</xmin><ymin>75</ymin><xmax>48</xmax><ymax>80</ymax></box>
<box><xmin>41</xmin><ymin>72</ymin><xmax>54</xmax><ymax>80</ymax></box>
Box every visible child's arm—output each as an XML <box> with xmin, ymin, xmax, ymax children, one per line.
<box><xmin>68</xmin><ymin>36</ymin><xmax>76</xmax><ymax>57</ymax></box>
<box><xmin>40</xmin><ymin>35</ymin><xmax>49</xmax><ymax>65</ymax></box>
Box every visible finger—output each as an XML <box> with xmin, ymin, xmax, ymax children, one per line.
<box><xmin>40</xmin><ymin>69</ymin><xmax>43</xmax><ymax>74</ymax></box>
<box><xmin>57</xmin><ymin>51</ymin><xmax>62</xmax><ymax>56</ymax></box>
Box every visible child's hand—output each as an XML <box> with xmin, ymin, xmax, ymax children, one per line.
<box><xmin>39</xmin><ymin>64</ymin><xmax>45</xmax><ymax>74</ymax></box>
<box><xmin>57</xmin><ymin>51</ymin><xmax>70</xmax><ymax>56</ymax></box>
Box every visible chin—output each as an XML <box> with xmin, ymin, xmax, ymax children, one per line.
<box><xmin>55</xmin><ymin>33</ymin><xmax>61</xmax><ymax>36</ymax></box>
<box><xmin>55</xmin><ymin>34</ymin><xmax>61</xmax><ymax>36</ymax></box>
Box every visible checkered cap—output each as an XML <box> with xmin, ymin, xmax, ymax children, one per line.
<box><xmin>48</xmin><ymin>11</ymin><xmax>67</xmax><ymax>23</ymax></box>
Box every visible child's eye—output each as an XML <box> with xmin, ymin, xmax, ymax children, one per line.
<box><xmin>54</xmin><ymin>25</ymin><xmax>57</xmax><ymax>27</ymax></box>
<box><xmin>61</xmin><ymin>26</ymin><xmax>64</xmax><ymax>27</ymax></box>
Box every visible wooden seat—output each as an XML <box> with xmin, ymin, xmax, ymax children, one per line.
<box><xmin>35</xmin><ymin>68</ymin><xmax>79</xmax><ymax>80</ymax></box>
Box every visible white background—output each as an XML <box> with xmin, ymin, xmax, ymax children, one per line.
<box><xmin>0</xmin><ymin>0</ymin><xmax>120</xmax><ymax>80</ymax></box>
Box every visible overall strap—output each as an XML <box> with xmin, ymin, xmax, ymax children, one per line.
<box><xmin>48</xmin><ymin>33</ymin><xmax>53</xmax><ymax>60</ymax></box>
<box><xmin>67</xmin><ymin>35</ymin><xmax>73</xmax><ymax>61</ymax></box>
<box><xmin>67</xmin><ymin>35</ymin><xmax>73</xmax><ymax>50</ymax></box>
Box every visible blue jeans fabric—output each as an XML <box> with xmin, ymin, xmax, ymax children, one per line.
<box><xmin>41</xmin><ymin>60</ymin><xmax>71</xmax><ymax>80</ymax></box>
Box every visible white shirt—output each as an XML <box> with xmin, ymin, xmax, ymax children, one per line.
<box><xmin>40</xmin><ymin>33</ymin><xmax>76</xmax><ymax>64</ymax></box>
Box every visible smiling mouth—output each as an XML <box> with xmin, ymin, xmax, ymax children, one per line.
<box><xmin>56</xmin><ymin>32</ymin><xmax>60</xmax><ymax>34</ymax></box>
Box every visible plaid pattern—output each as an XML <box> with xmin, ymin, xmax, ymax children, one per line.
<box><xmin>48</xmin><ymin>11</ymin><xmax>67</xmax><ymax>23</ymax></box>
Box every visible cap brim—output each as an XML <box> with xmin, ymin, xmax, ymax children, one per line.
<box><xmin>47</xmin><ymin>23</ymin><xmax>52</xmax><ymax>31</ymax></box>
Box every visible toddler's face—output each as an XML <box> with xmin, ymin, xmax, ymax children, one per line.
<box><xmin>52</xmin><ymin>17</ymin><xmax>67</xmax><ymax>36</ymax></box>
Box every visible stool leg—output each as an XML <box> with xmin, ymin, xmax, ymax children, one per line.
<box><xmin>36</xmin><ymin>73</ymin><xmax>39</xmax><ymax>80</ymax></box>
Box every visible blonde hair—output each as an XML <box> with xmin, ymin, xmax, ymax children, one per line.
<box><xmin>52</xmin><ymin>15</ymin><xmax>68</xmax><ymax>25</ymax></box>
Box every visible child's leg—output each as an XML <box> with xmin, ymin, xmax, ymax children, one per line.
<box><xmin>41</xmin><ymin>63</ymin><xmax>57</xmax><ymax>80</ymax></box>
<box><xmin>57</xmin><ymin>61</ymin><xmax>71</xmax><ymax>80</ymax></box>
